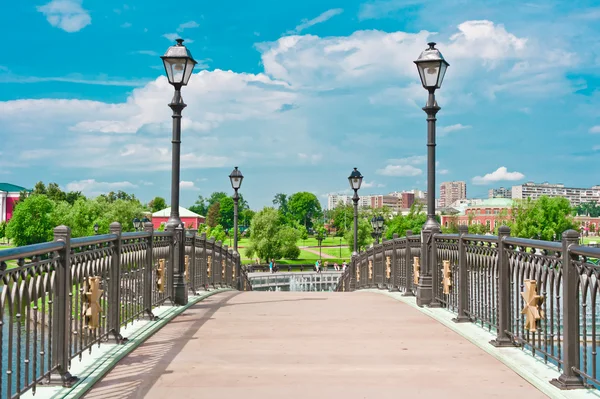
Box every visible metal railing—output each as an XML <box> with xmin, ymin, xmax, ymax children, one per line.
<box><xmin>344</xmin><ymin>226</ymin><xmax>600</xmax><ymax>390</ymax></box>
<box><xmin>0</xmin><ymin>222</ymin><xmax>248</xmax><ymax>399</ymax></box>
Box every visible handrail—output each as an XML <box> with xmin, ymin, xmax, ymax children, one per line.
<box><xmin>0</xmin><ymin>240</ymin><xmax>65</xmax><ymax>262</ymax></box>
<box><xmin>504</xmin><ymin>236</ymin><xmax>562</xmax><ymax>251</ymax></box>
<box><xmin>71</xmin><ymin>233</ymin><xmax>118</xmax><ymax>247</ymax></box>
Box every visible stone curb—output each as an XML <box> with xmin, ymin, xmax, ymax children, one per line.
<box><xmin>362</xmin><ymin>289</ymin><xmax>600</xmax><ymax>399</ymax></box>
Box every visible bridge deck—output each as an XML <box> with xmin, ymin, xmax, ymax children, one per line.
<box><xmin>84</xmin><ymin>292</ymin><xmax>547</xmax><ymax>398</ymax></box>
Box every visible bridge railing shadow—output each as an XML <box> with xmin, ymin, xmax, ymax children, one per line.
<box><xmin>344</xmin><ymin>226</ymin><xmax>600</xmax><ymax>391</ymax></box>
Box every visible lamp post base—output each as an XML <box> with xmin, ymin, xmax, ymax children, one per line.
<box><xmin>416</xmin><ymin>274</ymin><xmax>433</xmax><ymax>307</ymax></box>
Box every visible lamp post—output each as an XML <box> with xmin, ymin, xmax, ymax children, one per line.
<box><xmin>370</xmin><ymin>215</ymin><xmax>385</xmax><ymax>244</ymax></box>
<box><xmin>229</xmin><ymin>166</ymin><xmax>244</xmax><ymax>289</ymax></box>
<box><xmin>93</xmin><ymin>223</ymin><xmax>99</xmax><ymax>235</ymax></box>
<box><xmin>414</xmin><ymin>42</ymin><xmax>449</xmax><ymax>307</ymax></box>
<box><xmin>161</xmin><ymin>38</ymin><xmax>197</xmax><ymax>305</ymax></box>
<box><xmin>132</xmin><ymin>217</ymin><xmax>141</xmax><ymax>231</ymax></box>
<box><xmin>348</xmin><ymin>168</ymin><xmax>363</xmax><ymax>255</ymax></box>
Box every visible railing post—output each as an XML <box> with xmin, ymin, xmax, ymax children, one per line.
<box><xmin>143</xmin><ymin>222</ymin><xmax>157</xmax><ymax>320</ymax></box>
<box><xmin>390</xmin><ymin>234</ymin><xmax>398</xmax><ymax>291</ymax></box>
<box><xmin>350</xmin><ymin>253</ymin><xmax>357</xmax><ymax>291</ymax></box>
<box><xmin>109</xmin><ymin>222</ymin><xmax>126</xmax><ymax>341</ymax></box>
<box><xmin>551</xmin><ymin>229</ymin><xmax>584</xmax><ymax>389</ymax></box>
<box><xmin>173</xmin><ymin>225</ymin><xmax>188</xmax><ymax>305</ymax></box>
<box><xmin>490</xmin><ymin>226</ymin><xmax>513</xmax><ymax>346</ymax></box>
<box><xmin>189</xmin><ymin>233</ymin><xmax>197</xmax><ymax>293</ymax></box>
<box><xmin>453</xmin><ymin>225</ymin><xmax>470</xmax><ymax>323</ymax></box>
<box><xmin>199</xmin><ymin>232</ymin><xmax>207</xmax><ymax>291</ymax></box>
<box><xmin>417</xmin><ymin>226</ymin><xmax>433</xmax><ymax>307</ymax></box>
<box><xmin>52</xmin><ymin>226</ymin><xmax>77</xmax><ymax>386</ymax></box>
<box><xmin>403</xmin><ymin>230</ymin><xmax>414</xmax><ymax>296</ymax></box>
<box><xmin>429</xmin><ymin>226</ymin><xmax>442</xmax><ymax>308</ymax></box>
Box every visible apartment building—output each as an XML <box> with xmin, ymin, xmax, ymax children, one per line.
<box><xmin>439</xmin><ymin>181</ymin><xmax>467</xmax><ymax>208</ymax></box>
<box><xmin>488</xmin><ymin>187</ymin><xmax>512</xmax><ymax>199</ymax></box>
<box><xmin>511</xmin><ymin>182</ymin><xmax>600</xmax><ymax>206</ymax></box>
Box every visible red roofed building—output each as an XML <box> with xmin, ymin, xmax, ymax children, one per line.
<box><xmin>0</xmin><ymin>183</ymin><xmax>30</xmax><ymax>223</ymax></box>
<box><xmin>151</xmin><ymin>206</ymin><xmax>205</xmax><ymax>230</ymax></box>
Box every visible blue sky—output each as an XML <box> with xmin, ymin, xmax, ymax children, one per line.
<box><xmin>1</xmin><ymin>0</ymin><xmax>600</xmax><ymax>210</ymax></box>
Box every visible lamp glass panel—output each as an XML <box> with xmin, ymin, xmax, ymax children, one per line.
<box><xmin>418</xmin><ymin>61</ymin><xmax>441</xmax><ymax>88</ymax></box>
<box><xmin>437</xmin><ymin>62</ymin><xmax>448</xmax><ymax>88</ymax></box>
<box><xmin>163</xmin><ymin>58</ymin><xmax>187</xmax><ymax>84</ymax></box>
<box><xmin>182</xmin><ymin>59</ymin><xmax>196</xmax><ymax>85</ymax></box>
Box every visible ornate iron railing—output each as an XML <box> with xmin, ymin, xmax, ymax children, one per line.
<box><xmin>345</xmin><ymin>226</ymin><xmax>600</xmax><ymax>390</ymax></box>
<box><xmin>0</xmin><ymin>222</ymin><xmax>246</xmax><ymax>399</ymax></box>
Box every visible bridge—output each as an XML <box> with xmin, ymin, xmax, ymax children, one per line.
<box><xmin>1</xmin><ymin>222</ymin><xmax>600</xmax><ymax>398</ymax></box>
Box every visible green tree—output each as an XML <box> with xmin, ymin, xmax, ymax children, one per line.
<box><xmin>385</xmin><ymin>203</ymin><xmax>428</xmax><ymax>239</ymax></box>
<box><xmin>208</xmin><ymin>192</ymin><xmax>228</xmax><ymax>208</ymax></box>
<box><xmin>200</xmin><ymin>224</ymin><xmax>227</xmax><ymax>243</ymax></box>
<box><xmin>7</xmin><ymin>195</ymin><xmax>55</xmax><ymax>246</ymax></box>
<box><xmin>575</xmin><ymin>202</ymin><xmax>600</xmax><ymax>217</ymax></box>
<box><xmin>509</xmin><ymin>196</ymin><xmax>577</xmax><ymax>240</ymax></box>
<box><xmin>344</xmin><ymin>217</ymin><xmax>373</xmax><ymax>252</ymax></box>
<box><xmin>240</xmin><ymin>208</ymin><xmax>255</xmax><ymax>229</ymax></box>
<box><xmin>287</xmin><ymin>192</ymin><xmax>322</xmax><ymax>229</ymax></box>
<box><xmin>244</xmin><ymin>207</ymin><xmax>300</xmax><ymax>261</ymax></box>
<box><xmin>207</xmin><ymin>202</ymin><xmax>220</xmax><ymax>228</ymax></box>
<box><xmin>149</xmin><ymin>196</ymin><xmax>167</xmax><ymax>213</ymax></box>
<box><xmin>331</xmin><ymin>204</ymin><xmax>354</xmax><ymax>237</ymax></box>
<box><xmin>219</xmin><ymin>196</ymin><xmax>235</xmax><ymax>229</ymax></box>
<box><xmin>0</xmin><ymin>221</ymin><xmax>6</xmax><ymax>243</ymax></box>
<box><xmin>189</xmin><ymin>195</ymin><xmax>208</xmax><ymax>216</ymax></box>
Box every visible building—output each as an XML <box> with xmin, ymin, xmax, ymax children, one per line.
<box><xmin>439</xmin><ymin>181</ymin><xmax>467</xmax><ymax>208</ymax></box>
<box><xmin>489</xmin><ymin>187</ymin><xmax>512</xmax><ymax>199</ymax></box>
<box><xmin>326</xmin><ymin>194</ymin><xmax>377</xmax><ymax>210</ymax></box>
<box><xmin>370</xmin><ymin>195</ymin><xmax>400</xmax><ymax>211</ymax></box>
<box><xmin>440</xmin><ymin>198</ymin><xmax>513</xmax><ymax>232</ymax></box>
<box><xmin>511</xmin><ymin>182</ymin><xmax>600</xmax><ymax>206</ymax></box>
<box><xmin>151</xmin><ymin>207</ymin><xmax>205</xmax><ymax>230</ymax></box>
<box><xmin>0</xmin><ymin>183</ymin><xmax>30</xmax><ymax>223</ymax></box>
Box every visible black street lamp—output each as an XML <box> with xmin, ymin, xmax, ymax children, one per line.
<box><xmin>132</xmin><ymin>217</ymin><xmax>141</xmax><ymax>231</ymax></box>
<box><xmin>229</xmin><ymin>166</ymin><xmax>244</xmax><ymax>289</ymax></box>
<box><xmin>414</xmin><ymin>42</ymin><xmax>449</xmax><ymax>307</ymax></box>
<box><xmin>370</xmin><ymin>215</ymin><xmax>385</xmax><ymax>244</ymax></box>
<box><xmin>161</xmin><ymin>38</ymin><xmax>197</xmax><ymax>305</ymax></box>
<box><xmin>348</xmin><ymin>167</ymin><xmax>363</xmax><ymax>255</ymax></box>
<box><xmin>93</xmin><ymin>223</ymin><xmax>99</xmax><ymax>235</ymax></box>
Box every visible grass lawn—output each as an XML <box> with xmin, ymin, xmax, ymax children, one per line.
<box><xmin>320</xmin><ymin>246</ymin><xmax>352</xmax><ymax>258</ymax></box>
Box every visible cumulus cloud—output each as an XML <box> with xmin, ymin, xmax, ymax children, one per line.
<box><xmin>376</xmin><ymin>165</ymin><xmax>422</xmax><ymax>177</ymax></box>
<box><xmin>439</xmin><ymin>123</ymin><xmax>471</xmax><ymax>136</ymax></box>
<box><xmin>180</xmin><ymin>181</ymin><xmax>199</xmax><ymax>190</ymax></box>
<box><xmin>65</xmin><ymin>179</ymin><xmax>137</xmax><ymax>196</ymax></box>
<box><xmin>177</xmin><ymin>21</ymin><xmax>200</xmax><ymax>32</ymax></box>
<box><xmin>590</xmin><ymin>125</ymin><xmax>600</xmax><ymax>134</ymax></box>
<box><xmin>362</xmin><ymin>180</ymin><xmax>386</xmax><ymax>188</ymax></box>
<box><xmin>37</xmin><ymin>0</ymin><xmax>91</xmax><ymax>33</ymax></box>
<box><xmin>472</xmin><ymin>167</ymin><xmax>524</xmax><ymax>185</ymax></box>
<box><xmin>289</xmin><ymin>9</ymin><xmax>343</xmax><ymax>34</ymax></box>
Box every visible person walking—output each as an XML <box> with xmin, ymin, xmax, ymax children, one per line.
<box><xmin>342</xmin><ymin>260</ymin><xmax>347</xmax><ymax>272</ymax></box>
<box><xmin>315</xmin><ymin>259</ymin><xmax>320</xmax><ymax>274</ymax></box>
<box><xmin>334</xmin><ymin>262</ymin><xmax>339</xmax><ymax>271</ymax></box>
<box><xmin>269</xmin><ymin>259</ymin><xmax>273</xmax><ymax>274</ymax></box>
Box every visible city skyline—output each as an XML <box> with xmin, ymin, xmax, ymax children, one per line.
<box><xmin>2</xmin><ymin>1</ymin><xmax>600</xmax><ymax>209</ymax></box>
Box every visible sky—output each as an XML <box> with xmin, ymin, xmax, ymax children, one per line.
<box><xmin>1</xmin><ymin>0</ymin><xmax>600</xmax><ymax>211</ymax></box>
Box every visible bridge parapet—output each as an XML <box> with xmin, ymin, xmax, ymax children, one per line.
<box><xmin>0</xmin><ymin>222</ymin><xmax>249</xmax><ymax>399</ymax></box>
<box><xmin>340</xmin><ymin>226</ymin><xmax>600</xmax><ymax>390</ymax></box>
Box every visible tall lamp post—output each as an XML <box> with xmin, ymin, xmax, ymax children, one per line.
<box><xmin>370</xmin><ymin>215</ymin><xmax>384</xmax><ymax>244</ymax></box>
<box><xmin>348</xmin><ymin>168</ymin><xmax>363</xmax><ymax>255</ymax></box>
<box><xmin>229</xmin><ymin>166</ymin><xmax>244</xmax><ymax>289</ymax></box>
<box><xmin>161</xmin><ymin>38</ymin><xmax>197</xmax><ymax>305</ymax></box>
<box><xmin>414</xmin><ymin>42</ymin><xmax>449</xmax><ymax>307</ymax></box>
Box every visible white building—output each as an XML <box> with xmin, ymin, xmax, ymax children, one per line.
<box><xmin>326</xmin><ymin>194</ymin><xmax>377</xmax><ymax>210</ymax></box>
<box><xmin>511</xmin><ymin>182</ymin><xmax>600</xmax><ymax>206</ymax></box>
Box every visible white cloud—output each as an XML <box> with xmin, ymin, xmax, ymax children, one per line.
<box><xmin>385</xmin><ymin>155</ymin><xmax>426</xmax><ymax>165</ymax></box>
<box><xmin>297</xmin><ymin>153</ymin><xmax>323</xmax><ymax>164</ymax></box>
<box><xmin>121</xmin><ymin>22</ymin><xmax>132</xmax><ymax>28</ymax></box>
<box><xmin>472</xmin><ymin>167</ymin><xmax>524</xmax><ymax>185</ymax></box>
<box><xmin>362</xmin><ymin>180</ymin><xmax>386</xmax><ymax>188</ymax></box>
<box><xmin>589</xmin><ymin>125</ymin><xmax>600</xmax><ymax>134</ymax></box>
<box><xmin>134</xmin><ymin>50</ymin><xmax>159</xmax><ymax>56</ymax></box>
<box><xmin>177</xmin><ymin>21</ymin><xmax>199</xmax><ymax>32</ymax></box>
<box><xmin>290</xmin><ymin>9</ymin><xmax>343</xmax><ymax>34</ymax></box>
<box><xmin>37</xmin><ymin>0</ymin><xmax>91</xmax><ymax>33</ymax></box>
<box><xmin>180</xmin><ymin>181</ymin><xmax>199</xmax><ymax>190</ymax></box>
<box><xmin>439</xmin><ymin>169</ymin><xmax>449</xmax><ymax>175</ymax></box>
<box><xmin>439</xmin><ymin>123</ymin><xmax>471</xmax><ymax>136</ymax></box>
<box><xmin>376</xmin><ymin>165</ymin><xmax>422</xmax><ymax>177</ymax></box>
<box><xmin>65</xmin><ymin>179</ymin><xmax>137</xmax><ymax>196</ymax></box>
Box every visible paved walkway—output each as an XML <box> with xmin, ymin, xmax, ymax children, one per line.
<box><xmin>300</xmin><ymin>247</ymin><xmax>336</xmax><ymax>259</ymax></box>
<box><xmin>84</xmin><ymin>292</ymin><xmax>547</xmax><ymax>399</ymax></box>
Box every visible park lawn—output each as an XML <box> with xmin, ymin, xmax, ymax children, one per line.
<box><xmin>320</xmin><ymin>246</ymin><xmax>352</xmax><ymax>259</ymax></box>
<box><xmin>300</xmin><ymin>236</ymin><xmax>345</xmax><ymax>247</ymax></box>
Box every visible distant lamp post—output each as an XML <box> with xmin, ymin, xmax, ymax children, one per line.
<box><xmin>93</xmin><ymin>223</ymin><xmax>99</xmax><ymax>235</ymax></box>
<box><xmin>141</xmin><ymin>217</ymin><xmax>150</xmax><ymax>226</ymax></box>
<box><xmin>414</xmin><ymin>42</ymin><xmax>449</xmax><ymax>307</ymax></box>
<box><xmin>132</xmin><ymin>217</ymin><xmax>141</xmax><ymax>231</ymax></box>
<box><xmin>371</xmin><ymin>215</ymin><xmax>385</xmax><ymax>244</ymax></box>
<box><xmin>161</xmin><ymin>38</ymin><xmax>197</xmax><ymax>306</ymax></box>
<box><xmin>348</xmin><ymin>167</ymin><xmax>363</xmax><ymax>255</ymax></box>
<box><xmin>229</xmin><ymin>166</ymin><xmax>244</xmax><ymax>289</ymax></box>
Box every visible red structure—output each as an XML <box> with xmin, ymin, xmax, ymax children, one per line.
<box><xmin>151</xmin><ymin>207</ymin><xmax>205</xmax><ymax>230</ymax></box>
<box><xmin>0</xmin><ymin>183</ymin><xmax>29</xmax><ymax>223</ymax></box>
<box><xmin>440</xmin><ymin>198</ymin><xmax>512</xmax><ymax>233</ymax></box>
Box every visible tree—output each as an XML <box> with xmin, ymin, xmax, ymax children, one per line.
<box><xmin>287</xmin><ymin>192</ymin><xmax>322</xmax><ymax>229</ymax></box>
<box><xmin>149</xmin><ymin>196</ymin><xmax>167</xmax><ymax>213</ymax></box>
<box><xmin>219</xmin><ymin>197</ymin><xmax>235</xmax><ymax>230</ymax></box>
<box><xmin>208</xmin><ymin>192</ymin><xmax>228</xmax><ymax>208</ymax></box>
<box><xmin>575</xmin><ymin>202</ymin><xmax>600</xmax><ymax>217</ymax></box>
<box><xmin>0</xmin><ymin>221</ymin><xmax>6</xmax><ymax>243</ymax></box>
<box><xmin>331</xmin><ymin>204</ymin><xmax>354</xmax><ymax>237</ymax></box>
<box><xmin>206</xmin><ymin>202</ymin><xmax>220</xmax><ymax>228</ymax></box>
<box><xmin>240</xmin><ymin>209</ymin><xmax>255</xmax><ymax>229</ymax></box>
<box><xmin>198</xmin><ymin>224</ymin><xmax>227</xmax><ymax>243</ymax></box>
<box><xmin>7</xmin><ymin>195</ymin><xmax>55</xmax><ymax>246</ymax></box>
<box><xmin>509</xmin><ymin>196</ymin><xmax>577</xmax><ymax>240</ymax></box>
<box><xmin>244</xmin><ymin>207</ymin><xmax>300</xmax><ymax>261</ymax></box>
<box><xmin>344</xmin><ymin>217</ymin><xmax>373</xmax><ymax>252</ymax></box>
<box><xmin>273</xmin><ymin>193</ymin><xmax>289</xmax><ymax>215</ymax></box>
<box><xmin>385</xmin><ymin>203</ymin><xmax>428</xmax><ymax>239</ymax></box>
<box><xmin>189</xmin><ymin>194</ymin><xmax>208</xmax><ymax>216</ymax></box>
